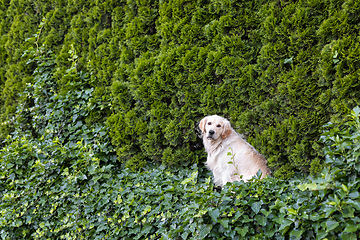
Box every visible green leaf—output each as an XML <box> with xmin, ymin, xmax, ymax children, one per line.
<box><xmin>298</xmin><ymin>182</ymin><xmax>326</xmax><ymax>191</ymax></box>
<box><xmin>9</xmin><ymin>173</ymin><xmax>15</xmax><ymax>181</ymax></box>
<box><xmin>181</xmin><ymin>171</ymin><xmax>198</xmax><ymax>185</ymax></box>
<box><xmin>198</xmin><ymin>224</ymin><xmax>212</xmax><ymax>238</ymax></box>
<box><xmin>78</xmin><ymin>173</ymin><xmax>87</xmax><ymax>180</ymax></box>
<box><xmin>39</xmin><ymin>222</ymin><xmax>45</xmax><ymax>228</ymax></box>
<box><xmin>134</xmin><ymin>224</ymin><xmax>152</xmax><ymax>240</ymax></box>
<box><xmin>181</xmin><ymin>177</ymin><xmax>192</xmax><ymax>185</ymax></box>
<box><xmin>270</xmin><ymin>199</ymin><xmax>286</xmax><ymax>210</ymax></box>
<box><xmin>279</xmin><ymin>218</ymin><xmax>293</xmax><ymax>231</ymax></box>
<box><xmin>255</xmin><ymin>215</ymin><xmax>267</xmax><ymax>226</ymax></box>
<box><xmin>341</xmin><ymin>184</ymin><xmax>348</xmax><ymax>193</ymax></box>
<box><xmin>290</xmin><ymin>228</ymin><xmax>304</xmax><ymax>239</ymax></box>
<box><xmin>287</xmin><ymin>208</ymin><xmax>298</xmax><ymax>215</ymax></box>
<box><xmin>340</xmin><ymin>233</ymin><xmax>357</xmax><ymax>240</ymax></box>
<box><xmin>85</xmin><ymin>88</ymin><xmax>94</xmax><ymax>95</ymax></box>
<box><xmin>251</xmin><ymin>201</ymin><xmax>262</xmax><ymax>214</ymax></box>
<box><xmin>88</xmin><ymin>165</ymin><xmax>96</xmax><ymax>174</ymax></box>
<box><xmin>284</xmin><ymin>56</ymin><xmax>293</xmax><ymax>64</ymax></box>
<box><xmin>235</xmin><ymin>226</ymin><xmax>249</xmax><ymax>237</ymax></box>
<box><xmin>352</xmin><ymin>106</ymin><xmax>360</xmax><ymax>117</ymax></box>
<box><xmin>6</xmin><ymin>163</ymin><xmax>14</xmax><ymax>169</ymax></box>
<box><xmin>209</xmin><ymin>209</ymin><xmax>220</xmax><ymax>223</ymax></box>
<box><xmin>342</xmin><ymin>206</ymin><xmax>355</xmax><ymax>218</ymax></box>
<box><xmin>218</xmin><ymin>218</ymin><xmax>229</xmax><ymax>229</ymax></box>
<box><xmin>315</xmin><ymin>230</ymin><xmax>327</xmax><ymax>240</ymax></box>
<box><xmin>348</xmin><ymin>191</ymin><xmax>360</xmax><ymax>199</ymax></box>
<box><xmin>326</xmin><ymin>219</ymin><xmax>339</xmax><ymax>232</ymax></box>
<box><xmin>343</xmin><ymin>223</ymin><xmax>358</xmax><ymax>233</ymax></box>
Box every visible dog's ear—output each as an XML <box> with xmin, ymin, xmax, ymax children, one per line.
<box><xmin>222</xmin><ymin>119</ymin><xmax>232</xmax><ymax>139</ymax></box>
<box><xmin>199</xmin><ymin>117</ymin><xmax>207</xmax><ymax>133</ymax></box>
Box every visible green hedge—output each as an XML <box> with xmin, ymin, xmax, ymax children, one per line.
<box><xmin>1</xmin><ymin>90</ymin><xmax>360</xmax><ymax>239</ymax></box>
<box><xmin>1</xmin><ymin>0</ymin><xmax>360</xmax><ymax>177</ymax></box>
<box><xmin>107</xmin><ymin>0</ymin><xmax>360</xmax><ymax>176</ymax></box>
<box><xmin>1</xmin><ymin>25</ymin><xmax>360</xmax><ymax>238</ymax></box>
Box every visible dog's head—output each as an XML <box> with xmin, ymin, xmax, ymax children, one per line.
<box><xmin>199</xmin><ymin>115</ymin><xmax>232</xmax><ymax>141</ymax></box>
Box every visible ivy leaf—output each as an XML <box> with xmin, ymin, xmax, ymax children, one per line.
<box><xmin>134</xmin><ymin>224</ymin><xmax>152</xmax><ymax>240</ymax></box>
<box><xmin>287</xmin><ymin>208</ymin><xmax>298</xmax><ymax>215</ymax></box>
<box><xmin>181</xmin><ymin>177</ymin><xmax>192</xmax><ymax>185</ymax></box>
<box><xmin>270</xmin><ymin>199</ymin><xmax>286</xmax><ymax>210</ymax></box>
<box><xmin>279</xmin><ymin>218</ymin><xmax>293</xmax><ymax>231</ymax></box>
<box><xmin>85</xmin><ymin>88</ymin><xmax>94</xmax><ymax>95</ymax></box>
<box><xmin>340</xmin><ymin>233</ymin><xmax>357</xmax><ymax>240</ymax></box>
<box><xmin>6</xmin><ymin>163</ymin><xmax>14</xmax><ymax>169</ymax></box>
<box><xmin>326</xmin><ymin>219</ymin><xmax>339</xmax><ymax>232</ymax></box>
<box><xmin>290</xmin><ymin>228</ymin><xmax>304</xmax><ymax>239</ymax></box>
<box><xmin>218</xmin><ymin>218</ymin><xmax>229</xmax><ymax>229</ymax></box>
<box><xmin>235</xmin><ymin>226</ymin><xmax>249</xmax><ymax>237</ymax></box>
<box><xmin>198</xmin><ymin>224</ymin><xmax>212</xmax><ymax>238</ymax></box>
<box><xmin>343</xmin><ymin>223</ymin><xmax>358</xmax><ymax>233</ymax></box>
<box><xmin>209</xmin><ymin>209</ymin><xmax>220</xmax><ymax>223</ymax></box>
<box><xmin>9</xmin><ymin>173</ymin><xmax>15</xmax><ymax>181</ymax></box>
<box><xmin>316</xmin><ymin>230</ymin><xmax>328</xmax><ymax>239</ymax></box>
<box><xmin>88</xmin><ymin>165</ymin><xmax>96</xmax><ymax>175</ymax></box>
<box><xmin>251</xmin><ymin>201</ymin><xmax>262</xmax><ymax>214</ymax></box>
<box><xmin>181</xmin><ymin>171</ymin><xmax>198</xmax><ymax>185</ymax></box>
<box><xmin>255</xmin><ymin>215</ymin><xmax>267</xmax><ymax>226</ymax></box>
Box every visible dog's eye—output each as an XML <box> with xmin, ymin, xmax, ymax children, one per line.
<box><xmin>207</xmin><ymin>122</ymin><xmax>212</xmax><ymax>125</ymax></box>
<box><xmin>216</xmin><ymin>124</ymin><xmax>221</xmax><ymax>128</ymax></box>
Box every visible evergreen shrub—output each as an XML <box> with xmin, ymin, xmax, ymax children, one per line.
<box><xmin>1</xmin><ymin>27</ymin><xmax>360</xmax><ymax>238</ymax></box>
<box><xmin>1</xmin><ymin>0</ymin><xmax>360</xmax><ymax>177</ymax></box>
<box><xmin>107</xmin><ymin>0</ymin><xmax>360</xmax><ymax>177</ymax></box>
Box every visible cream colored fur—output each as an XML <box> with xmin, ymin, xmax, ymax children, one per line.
<box><xmin>199</xmin><ymin>115</ymin><xmax>270</xmax><ymax>186</ymax></box>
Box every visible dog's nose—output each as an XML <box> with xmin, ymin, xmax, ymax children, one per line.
<box><xmin>209</xmin><ymin>130</ymin><xmax>215</xmax><ymax>135</ymax></box>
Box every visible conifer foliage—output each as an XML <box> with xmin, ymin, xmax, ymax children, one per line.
<box><xmin>1</xmin><ymin>0</ymin><xmax>360</xmax><ymax>176</ymax></box>
<box><xmin>1</xmin><ymin>0</ymin><xmax>360</xmax><ymax>239</ymax></box>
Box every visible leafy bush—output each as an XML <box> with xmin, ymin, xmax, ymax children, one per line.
<box><xmin>1</xmin><ymin>0</ymin><xmax>360</xmax><ymax>176</ymax></box>
<box><xmin>1</xmin><ymin>55</ymin><xmax>360</xmax><ymax>239</ymax></box>
<box><xmin>105</xmin><ymin>0</ymin><xmax>360</xmax><ymax>176</ymax></box>
<box><xmin>1</xmin><ymin>26</ymin><xmax>116</xmax><ymax>239</ymax></box>
<box><xmin>0</xmin><ymin>134</ymin><xmax>114</xmax><ymax>239</ymax></box>
<box><xmin>1</xmin><ymin>1</ymin><xmax>360</xmax><ymax>238</ymax></box>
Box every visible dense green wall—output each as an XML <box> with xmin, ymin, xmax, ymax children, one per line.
<box><xmin>1</xmin><ymin>0</ymin><xmax>360</xmax><ymax>177</ymax></box>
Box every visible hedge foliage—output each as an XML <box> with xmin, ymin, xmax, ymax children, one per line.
<box><xmin>0</xmin><ymin>0</ymin><xmax>360</xmax><ymax>178</ymax></box>
<box><xmin>1</xmin><ymin>6</ymin><xmax>360</xmax><ymax>237</ymax></box>
<box><xmin>2</xmin><ymin>0</ymin><xmax>360</xmax><ymax>177</ymax></box>
<box><xmin>1</xmin><ymin>52</ymin><xmax>360</xmax><ymax>238</ymax></box>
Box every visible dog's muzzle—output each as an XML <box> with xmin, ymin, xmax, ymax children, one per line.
<box><xmin>207</xmin><ymin>130</ymin><xmax>215</xmax><ymax>139</ymax></box>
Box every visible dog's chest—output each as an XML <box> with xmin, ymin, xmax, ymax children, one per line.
<box><xmin>205</xmin><ymin>147</ymin><xmax>228</xmax><ymax>172</ymax></box>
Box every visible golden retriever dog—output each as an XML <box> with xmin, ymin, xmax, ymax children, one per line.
<box><xmin>199</xmin><ymin>115</ymin><xmax>270</xmax><ymax>186</ymax></box>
